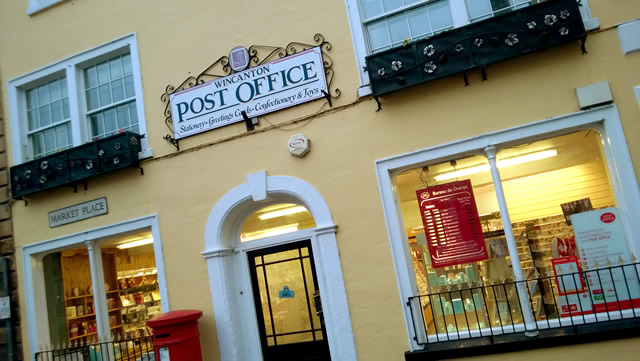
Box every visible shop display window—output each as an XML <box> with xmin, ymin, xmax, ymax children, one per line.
<box><xmin>37</xmin><ymin>229</ymin><xmax>161</xmax><ymax>345</ymax></box>
<box><xmin>240</xmin><ymin>204</ymin><xmax>316</xmax><ymax>242</ymax></box>
<box><xmin>100</xmin><ymin>231</ymin><xmax>161</xmax><ymax>340</ymax></box>
<box><xmin>395</xmin><ymin>129</ymin><xmax>619</xmax><ymax>334</ymax></box>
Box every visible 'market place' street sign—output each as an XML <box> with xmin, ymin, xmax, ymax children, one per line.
<box><xmin>170</xmin><ymin>47</ymin><xmax>328</xmax><ymax>139</ymax></box>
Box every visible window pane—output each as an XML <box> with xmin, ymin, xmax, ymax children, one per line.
<box><xmin>32</xmin><ymin>133</ymin><xmax>44</xmax><ymax>157</ymax></box>
<box><xmin>112</xmin><ymin>79</ymin><xmax>125</xmax><ymax>103</ymax></box>
<box><xmin>44</xmin><ymin>129</ymin><xmax>56</xmax><ymax>152</ymax></box>
<box><xmin>38</xmin><ymin>85</ymin><xmax>50</xmax><ymax>104</ymax></box>
<box><xmin>362</xmin><ymin>0</ymin><xmax>384</xmax><ymax>18</ymax></box>
<box><xmin>382</xmin><ymin>0</ymin><xmax>403</xmax><ymax>12</ymax></box>
<box><xmin>408</xmin><ymin>7</ymin><xmax>432</xmax><ymax>38</ymax></box>
<box><xmin>367</xmin><ymin>21</ymin><xmax>391</xmax><ymax>51</ymax></box>
<box><xmin>61</xmin><ymin>78</ymin><xmax>68</xmax><ymax>97</ymax></box>
<box><xmin>429</xmin><ymin>1</ymin><xmax>453</xmax><ymax>31</ymax></box>
<box><xmin>91</xmin><ymin>113</ymin><xmax>105</xmax><ymax>138</ymax></box>
<box><xmin>27</xmin><ymin>89</ymin><xmax>38</xmax><ymax>109</ymax></box>
<box><xmin>85</xmin><ymin>66</ymin><xmax>98</xmax><ymax>89</ymax></box>
<box><xmin>122</xmin><ymin>54</ymin><xmax>133</xmax><ymax>75</ymax></box>
<box><xmin>28</xmin><ymin>110</ymin><xmax>39</xmax><ymax>131</ymax></box>
<box><xmin>50</xmin><ymin>80</ymin><xmax>62</xmax><ymax>101</ymax></box>
<box><xmin>99</xmin><ymin>84</ymin><xmax>112</xmax><ymax>107</ymax></box>
<box><xmin>51</xmin><ymin>100</ymin><xmax>63</xmax><ymax>123</ymax></box>
<box><xmin>491</xmin><ymin>0</ymin><xmax>512</xmax><ymax>14</ymax></box>
<box><xmin>240</xmin><ymin>203</ymin><xmax>316</xmax><ymax>242</ymax></box>
<box><xmin>39</xmin><ymin>105</ymin><xmax>51</xmax><ymax>127</ymax></box>
<box><xmin>55</xmin><ymin>125</ymin><xmax>69</xmax><ymax>149</ymax></box>
<box><xmin>388</xmin><ymin>13</ymin><xmax>411</xmax><ymax>45</ymax></box>
<box><xmin>116</xmin><ymin>104</ymin><xmax>131</xmax><ymax>129</ymax></box>
<box><xmin>129</xmin><ymin>101</ymin><xmax>138</xmax><ymax>127</ymax></box>
<box><xmin>97</xmin><ymin>62</ymin><xmax>110</xmax><ymax>85</ymax></box>
<box><xmin>63</xmin><ymin>98</ymin><xmax>71</xmax><ymax>119</ymax></box>
<box><xmin>124</xmin><ymin>75</ymin><xmax>135</xmax><ymax>99</ymax></box>
<box><xmin>87</xmin><ymin>88</ymin><xmax>99</xmax><ymax>111</ymax></box>
<box><xmin>110</xmin><ymin>57</ymin><xmax>123</xmax><ymax>79</ymax></box>
<box><xmin>467</xmin><ymin>0</ymin><xmax>493</xmax><ymax>20</ymax></box>
<box><xmin>104</xmin><ymin>108</ymin><xmax>117</xmax><ymax>135</ymax></box>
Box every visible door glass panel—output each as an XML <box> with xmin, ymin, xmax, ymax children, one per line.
<box><xmin>249</xmin><ymin>241</ymin><xmax>327</xmax><ymax>352</ymax></box>
<box><xmin>240</xmin><ymin>203</ymin><xmax>316</xmax><ymax>242</ymax></box>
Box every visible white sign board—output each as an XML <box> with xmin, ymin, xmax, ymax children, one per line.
<box><xmin>0</xmin><ymin>296</ymin><xmax>10</xmax><ymax>319</ymax></box>
<box><xmin>49</xmin><ymin>198</ymin><xmax>108</xmax><ymax>228</ymax></box>
<box><xmin>572</xmin><ymin>207</ymin><xmax>640</xmax><ymax>311</ymax></box>
<box><xmin>170</xmin><ymin>47</ymin><xmax>328</xmax><ymax>139</ymax></box>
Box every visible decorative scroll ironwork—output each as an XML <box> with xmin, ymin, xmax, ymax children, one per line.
<box><xmin>160</xmin><ymin>34</ymin><xmax>340</xmax><ymax>150</ymax></box>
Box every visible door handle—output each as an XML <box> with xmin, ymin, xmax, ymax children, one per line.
<box><xmin>313</xmin><ymin>290</ymin><xmax>323</xmax><ymax>317</ymax></box>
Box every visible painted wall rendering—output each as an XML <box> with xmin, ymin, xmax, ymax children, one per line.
<box><xmin>1</xmin><ymin>0</ymin><xmax>639</xmax><ymax>360</ymax></box>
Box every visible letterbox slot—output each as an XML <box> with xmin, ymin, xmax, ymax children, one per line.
<box><xmin>155</xmin><ymin>333</ymin><xmax>171</xmax><ymax>339</ymax></box>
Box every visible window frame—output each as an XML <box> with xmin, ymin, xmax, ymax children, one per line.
<box><xmin>345</xmin><ymin>0</ymin><xmax>599</xmax><ymax>96</ymax></box>
<box><xmin>8</xmin><ymin>33</ymin><xmax>152</xmax><ymax>166</ymax></box>
<box><xmin>374</xmin><ymin>104</ymin><xmax>640</xmax><ymax>350</ymax></box>
<box><xmin>22</xmin><ymin>214</ymin><xmax>169</xmax><ymax>358</ymax></box>
<box><xmin>27</xmin><ymin>0</ymin><xmax>63</xmax><ymax>15</ymax></box>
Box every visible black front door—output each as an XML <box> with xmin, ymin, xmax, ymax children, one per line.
<box><xmin>247</xmin><ymin>240</ymin><xmax>331</xmax><ymax>361</ymax></box>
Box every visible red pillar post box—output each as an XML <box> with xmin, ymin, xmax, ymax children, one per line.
<box><xmin>146</xmin><ymin>310</ymin><xmax>203</xmax><ymax>361</ymax></box>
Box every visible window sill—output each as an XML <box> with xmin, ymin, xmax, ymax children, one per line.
<box><xmin>27</xmin><ymin>0</ymin><xmax>62</xmax><ymax>15</ymax></box>
<box><xmin>405</xmin><ymin>318</ymin><xmax>640</xmax><ymax>360</ymax></box>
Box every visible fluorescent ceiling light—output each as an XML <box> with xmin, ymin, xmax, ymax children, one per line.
<box><xmin>434</xmin><ymin>149</ymin><xmax>557</xmax><ymax>181</ymax></box>
<box><xmin>241</xmin><ymin>224</ymin><xmax>299</xmax><ymax>242</ymax></box>
<box><xmin>117</xmin><ymin>237</ymin><xmax>154</xmax><ymax>249</ymax></box>
<box><xmin>258</xmin><ymin>206</ymin><xmax>307</xmax><ymax>220</ymax></box>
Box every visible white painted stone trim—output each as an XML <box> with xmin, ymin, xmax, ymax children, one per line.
<box><xmin>375</xmin><ymin>105</ymin><xmax>640</xmax><ymax>350</ymax></box>
<box><xmin>22</xmin><ymin>214</ymin><xmax>168</xmax><ymax>360</ymax></box>
<box><xmin>617</xmin><ymin>20</ymin><xmax>640</xmax><ymax>55</ymax></box>
<box><xmin>203</xmin><ymin>173</ymin><xmax>358</xmax><ymax>361</ymax></box>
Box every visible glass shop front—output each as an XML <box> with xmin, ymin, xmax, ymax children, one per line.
<box><xmin>394</xmin><ymin>129</ymin><xmax>637</xmax><ymax>335</ymax></box>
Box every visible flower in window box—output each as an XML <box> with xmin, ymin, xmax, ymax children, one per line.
<box><xmin>402</xmin><ymin>38</ymin><xmax>409</xmax><ymax>46</ymax></box>
<box><xmin>40</xmin><ymin>161</ymin><xmax>48</xmax><ymax>170</ymax></box>
<box><xmin>505</xmin><ymin>33</ymin><xmax>519</xmax><ymax>47</ymax></box>
<box><xmin>559</xmin><ymin>10</ymin><xmax>570</xmax><ymax>20</ymax></box>
<box><xmin>423</xmin><ymin>45</ymin><xmax>435</xmax><ymax>57</ymax></box>
<box><xmin>39</xmin><ymin>175</ymin><xmax>47</xmax><ymax>184</ymax></box>
<box><xmin>527</xmin><ymin>21</ymin><xmax>537</xmax><ymax>30</ymax></box>
<box><xmin>424</xmin><ymin>62</ymin><xmax>437</xmax><ymax>74</ymax></box>
<box><xmin>544</xmin><ymin>14</ymin><xmax>558</xmax><ymax>26</ymax></box>
<box><xmin>377</xmin><ymin>68</ymin><xmax>386</xmax><ymax>77</ymax></box>
<box><xmin>391</xmin><ymin>60</ymin><xmax>403</xmax><ymax>72</ymax></box>
<box><xmin>474</xmin><ymin>39</ymin><xmax>484</xmax><ymax>48</ymax></box>
<box><xmin>559</xmin><ymin>27</ymin><xmax>569</xmax><ymax>36</ymax></box>
<box><xmin>85</xmin><ymin>160</ymin><xmax>95</xmax><ymax>170</ymax></box>
<box><xmin>454</xmin><ymin>44</ymin><xmax>464</xmax><ymax>53</ymax></box>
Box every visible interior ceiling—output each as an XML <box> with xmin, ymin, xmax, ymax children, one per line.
<box><xmin>394</xmin><ymin>130</ymin><xmax>601</xmax><ymax>202</ymax></box>
<box><xmin>101</xmin><ymin>230</ymin><xmax>153</xmax><ymax>247</ymax></box>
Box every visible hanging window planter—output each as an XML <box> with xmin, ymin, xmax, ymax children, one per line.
<box><xmin>366</xmin><ymin>0</ymin><xmax>586</xmax><ymax>97</ymax></box>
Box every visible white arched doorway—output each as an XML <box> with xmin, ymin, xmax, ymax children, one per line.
<box><xmin>203</xmin><ymin>171</ymin><xmax>358</xmax><ymax>361</ymax></box>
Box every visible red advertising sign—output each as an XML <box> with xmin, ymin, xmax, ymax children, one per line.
<box><xmin>416</xmin><ymin>180</ymin><xmax>488</xmax><ymax>268</ymax></box>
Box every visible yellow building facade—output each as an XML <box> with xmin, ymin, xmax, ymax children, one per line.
<box><xmin>1</xmin><ymin>0</ymin><xmax>640</xmax><ymax>360</ymax></box>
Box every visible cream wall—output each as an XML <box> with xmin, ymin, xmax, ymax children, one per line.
<box><xmin>1</xmin><ymin>1</ymin><xmax>640</xmax><ymax>361</ymax></box>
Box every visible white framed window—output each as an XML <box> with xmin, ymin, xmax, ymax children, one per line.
<box><xmin>345</xmin><ymin>0</ymin><xmax>599</xmax><ymax>96</ymax></box>
<box><xmin>27</xmin><ymin>0</ymin><xmax>63</xmax><ymax>15</ymax></box>
<box><xmin>8</xmin><ymin>33</ymin><xmax>151</xmax><ymax>165</ymax></box>
<box><xmin>374</xmin><ymin>105</ymin><xmax>640</xmax><ymax>350</ymax></box>
<box><xmin>22</xmin><ymin>215</ymin><xmax>169</xmax><ymax>358</ymax></box>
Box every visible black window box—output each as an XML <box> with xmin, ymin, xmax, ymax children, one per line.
<box><xmin>366</xmin><ymin>0</ymin><xmax>586</xmax><ymax>97</ymax></box>
<box><xmin>10</xmin><ymin>132</ymin><xmax>143</xmax><ymax>199</ymax></box>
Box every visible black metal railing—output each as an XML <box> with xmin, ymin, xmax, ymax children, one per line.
<box><xmin>35</xmin><ymin>335</ymin><xmax>155</xmax><ymax>361</ymax></box>
<box><xmin>407</xmin><ymin>262</ymin><xmax>640</xmax><ymax>345</ymax></box>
